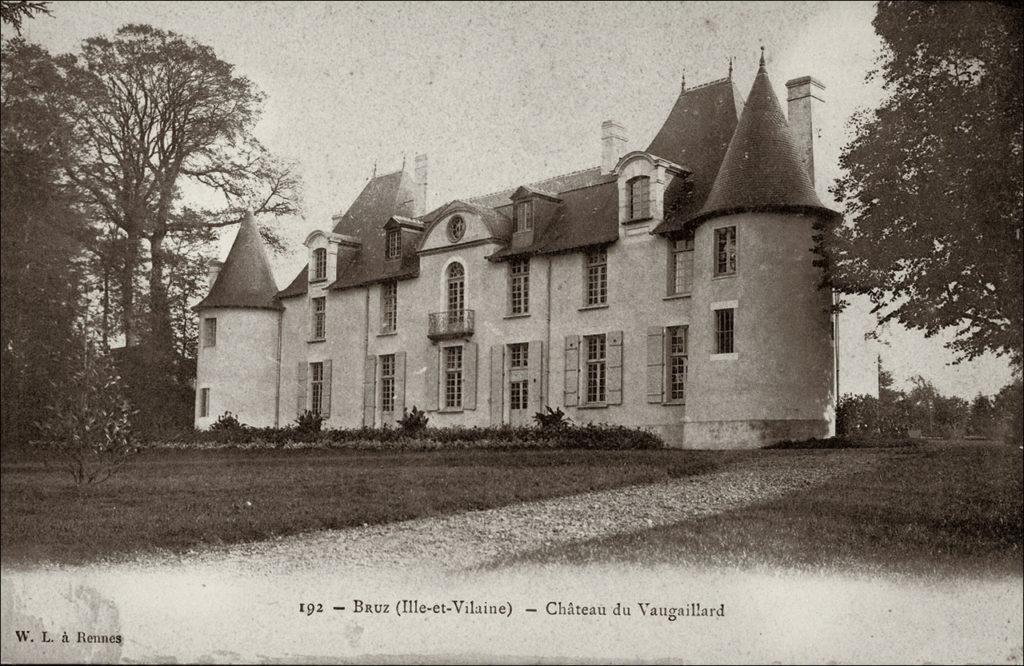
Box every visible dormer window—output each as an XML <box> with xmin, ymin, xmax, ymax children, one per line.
<box><xmin>385</xmin><ymin>229</ymin><xmax>401</xmax><ymax>259</ymax></box>
<box><xmin>514</xmin><ymin>201</ymin><xmax>532</xmax><ymax>233</ymax></box>
<box><xmin>312</xmin><ymin>248</ymin><xmax>327</xmax><ymax>281</ymax></box>
<box><xmin>628</xmin><ymin>176</ymin><xmax>650</xmax><ymax>220</ymax></box>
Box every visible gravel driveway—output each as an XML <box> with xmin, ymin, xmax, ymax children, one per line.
<box><xmin>179</xmin><ymin>450</ymin><xmax>863</xmax><ymax>574</ymax></box>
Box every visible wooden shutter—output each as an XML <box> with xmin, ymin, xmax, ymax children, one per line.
<box><xmin>564</xmin><ymin>335</ymin><xmax>579</xmax><ymax>407</ymax></box>
<box><xmin>296</xmin><ymin>361</ymin><xmax>307</xmax><ymax>416</ymax></box>
<box><xmin>463</xmin><ymin>342</ymin><xmax>478</xmax><ymax>410</ymax></box>
<box><xmin>394</xmin><ymin>351</ymin><xmax>407</xmax><ymax>418</ymax></box>
<box><xmin>322</xmin><ymin>359</ymin><xmax>333</xmax><ymax>418</ymax></box>
<box><xmin>425</xmin><ymin>348</ymin><xmax>439</xmax><ymax>411</ymax></box>
<box><xmin>489</xmin><ymin>344</ymin><xmax>504</xmax><ymax>425</ymax></box>
<box><xmin>528</xmin><ymin>340</ymin><xmax>544</xmax><ymax>414</ymax></box>
<box><xmin>647</xmin><ymin>326</ymin><xmax>665</xmax><ymax>403</ymax></box>
<box><xmin>362</xmin><ymin>355</ymin><xmax>376</xmax><ymax>426</ymax></box>
<box><xmin>607</xmin><ymin>330</ymin><xmax>623</xmax><ymax>405</ymax></box>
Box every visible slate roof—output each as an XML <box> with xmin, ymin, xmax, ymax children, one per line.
<box><xmin>689</xmin><ymin>60</ymin><xmax>838</xmax><ymax>225</ymax></box>
<box><xmin>467</xmin><ymin>167</ymin><xmax>610</xmax><ymax>209</ymax></box>
<box><xmin>649</xmin><ymin>78</ymin><xmax>745</xmax><ymax>235</ymax></box>
<box><xmin>194</xmin><ymin>211</ymin><xmax>282</xmax><ymax>311</ymax></box>
<box><xmin>277</xmin><ymin>170</ymin><xmax>421</xmax><ymax>298</ymax></box>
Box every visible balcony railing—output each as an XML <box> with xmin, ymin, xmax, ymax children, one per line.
<box><xmin>428</xmin><ymin>309</ymin><xmax>474</xmax><ymax>340</ymax></box>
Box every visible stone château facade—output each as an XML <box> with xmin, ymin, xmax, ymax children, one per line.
<box><xmin>194</xmin><ymin>55</ymin><xmax>869</xmax><ymax>448</ymax></box>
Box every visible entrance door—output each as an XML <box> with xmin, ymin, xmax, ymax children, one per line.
<box><xmin>508</xmin><ymin>342</ymin><xmax>530</xmax><ymax>426</ymax></box>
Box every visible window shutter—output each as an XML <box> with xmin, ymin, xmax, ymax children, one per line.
<box><xmin>489</xmin><ymin>344</ymin><xmax>504</xmax><ymax>425</ymax></box>
<box><xmin>425</xmin><ymin>347</ymin><xmax>439</xmax><ymax>411</ymax></box>
<box><xmin>647</xmin><ymin>326</ymin><xmax>665</xmax><ymax>403</ymax></box>
<box><xmin>463</xmin><ymin>342</ymin><xmax>478</xmax><ymax>410</ymax></box>
<box><xmin>564</xmin><ymin>335</ymin><xmax>579</xmax><ymax>407</ymax></box>
<box><xmin>528</xmin><ymin>340</ymin><xmax>544</xmax><ymax>414</ymax></box>
<box><xmin>607</xmin><ymin>330</ymin><xmax>623</xmax><ymax>405</ymax></box>
<box><xmin>362</xmin><ymin>355</ymin><xmax>376</xmax><ymax>426</ymax></box>
<box><xmin>394</xmin><ymin>351</ymin><xmax>407</xmax><ymax>418</ymax></box>
<box><xmin>296</xmin><ymin>362</ymin><xmax>307</xmax><ymax>416</ymax></box>
<box><xmin>322</xmin><ymin>359</ymin><xmax>333</xmax><ymax>418</ymax></box>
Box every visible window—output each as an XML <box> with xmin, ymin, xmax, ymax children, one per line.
<box><xmin>386</xmin><ymin>229</ymin><xmax>401</xmax><ymax>259</ymax></box>
<box><xmin>312</xmin><ymin>296</ymin><xmax>326</xmax><ymax>340</ymax></box>
<box><xmin>447</xmin><ymin>262</ymin><xmax>465</xmax><ymax>313</ymax></box>
<box><xmin>508</xmin><ymin>342</ymin><xmax>529</xmax><ymax>370</ymax></box>
<box><xmin>444</xmin><ymin>346</ymin><xmax>463</xmax><ymax>409</ymax></box>
<box><xmin>670</xmin><ymin>235</ymin><xmax>694</xmax><ymax>295</ymax></box>
<box><xmin>203</xmin><ymin>318</ymin><xmax>217</xmax><ymax>347</ymax></box>
<box><xmin>199</xmin><ymin>388</ymin><xmax>210</xmax><ymax>417</ymax></box>
<box><xmin>310</xmin><ymin>362</ymin><xmax>324</xmax><ymax>415</ymax></box>
<box><xmin>312</xmin><ymin>248</ymin><xmax>327</xmax><ymax>281</ymax></box>
<box><xmin>514</xmin><ymin>201</ymin><xmax>532</xmax><ymax>233</ymax></box>
<box><xmin>380</xmin><ymin>354</ymin><xmax>395</xmax><ymax>413</ymax></box>
<box><xmin>584</xmin><ymin>334</ymin><xmax>606</xmax><ymax>404</ymax></box>
<box><xmin>714</xmin><ymin>226</ymin><xmax>737</xmax><ymax>276</ymax></box>
<box><xmin>447</xmin><ymin>216</ymin><xmax>466</xmax><ymax>243</ymax></box>
<box><xmin>509</xmin><ymin>258</ymin><xmax>530</xmax><ymax>315</ymax></box>
<box><xmin>715</xmin><ymin>308</ymin><xmax>735</xmax><ymax>354</ymax></box>
<box><xmin>628</xmin><ymin>176</ymin><xmax>651</xmax><ymax>219</ymax></box>
<box><xmin>510</xmin><ymin>380</ymin><xmax>528</xmax><ymax>411</ymax></box>
<box><xmin>381</xmin><ymin>281</ymin><xmax>397</xmax><ymax>333</ymax></box>
<box><xmin>585</xmin><ymin>248</ymin><xmax>608</xmax><ymax>306</ymax></box>
<box><xmin>667</xmin><ymin>326</ymin><xmax>688</xmax><ymax>401</ymax></box>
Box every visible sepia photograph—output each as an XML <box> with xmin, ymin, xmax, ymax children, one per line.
<box><xmin>1</xmin><ymin>0</ymin><xmax>1021</xmax><ymax>663</ymax></box>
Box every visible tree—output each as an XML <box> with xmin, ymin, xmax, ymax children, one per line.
<box><xmin>1</xmin><ymin>38</ymin><xmax>92</xmax><ymax>446</ymax></box>
<box><xmin>823</xmin><ymin>2</ymin><xmax>1023</xmax><ymax>367</ymax></box>
<box><xmin>59</xmin><ymin>24</ymin><xmax>300</xmax><ymax>359</ymax></box>
<box><xmin>0</xmin><ymin>0</ymin><xmax>51</xmax><ymax>34</ymax></box>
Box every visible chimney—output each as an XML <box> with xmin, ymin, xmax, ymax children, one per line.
<box><xmin>414</xmin><ymin>153</ymin><xmax>429</xmax><ymax>216</ymax></box>
<box><xmin>206</xmin><ymin>259</ymin><xmax>224</xmax><ymax>291</ymax></box>
<box><xmin>785</xmin><ymin>76</ymin><xmax>826</xmax><ymax>189</ymax></box>
<box><xmin>601</xmin><ymin>120</ymin><xmax>628</xmax><ymax>175</ymax></box>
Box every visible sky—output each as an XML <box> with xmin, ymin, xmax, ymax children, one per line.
<box><xmin>10</xmin><ymin>0</ymin><xmax>1017</xmax><ymax>398</ymax></box>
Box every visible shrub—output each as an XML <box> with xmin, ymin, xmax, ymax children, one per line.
<box><xmin>33</xmin><ymin>353</ymin><xmax>138</xmax><ymax>485</ymax></box>
<box><xmin>211</xmin><ymin>411</ymin><xmax>244</xmax><ymax>432</ymax></box>
<box><xmin>295</xmin><ymin>410</ymin><xmax>323</xmax><ymax>435</ymax></box>
<box><xmin>397</xmin><ymin>406</ymin><xmax>429</xmax><ymax>433</ymax></box>
<box><xmin>534</xmin><ymin>406</ymin><xmax>570</xmax><ymax>431</ymax></box>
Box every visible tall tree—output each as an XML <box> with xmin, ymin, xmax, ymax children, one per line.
<box><xmin>59</xmin><ymin>24</ymin><xmax>300</xmax><ymax>359</ymax></box>
<box><xmin>824</xmin><ymin>2</ymin><xmax>1023</xmax><ymax>366</ymax></box>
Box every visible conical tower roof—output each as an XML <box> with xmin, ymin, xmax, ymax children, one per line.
<box><xmin>194</xmin><ymin>211</ymin><xmax>282</xmax><ymax>311</ymax></box>
<box><xmin>691</xmin><ymin>53</ymin><xmax>838</xmax><ymax>225</ymax></box>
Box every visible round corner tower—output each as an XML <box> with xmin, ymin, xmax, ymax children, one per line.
<box><xmin>683</xmin><ymin>54</ymin><xmax>839</xmax><ymax>448</ymax></box>
<box><xmin>193</xmin><ymin>211</ymin><xmax>282</xmax><ymax>428</ymax></box>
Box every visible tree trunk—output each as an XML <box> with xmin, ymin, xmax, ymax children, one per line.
<box><xmin>147</xmin><ymin>231</ymin><xmax>175</xmax><ymax>366</ymax></box>
<box><xmin>119</xmin><ymin>236</ymin><xmax>138</xmax><ymax>347</ymax></box>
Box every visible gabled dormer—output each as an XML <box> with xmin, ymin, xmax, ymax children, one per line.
<box><xmin>383</xmin><ymin>215</ymin><xmax>426</xmax><ymax>264</ymax></box>
<box><xmin>509</xmin><ymin>185</ymin><xmax>562</xmax><ymax>249</ymax></box>
<box><xmin>304</xmin><ymin>229</ymin><xmax>360</xmax><ymax>289</ymax></box>
<box><xmin>613</xmin><ymin>151</ymin><xmax>689</xmax><ymax>236</ymax></box>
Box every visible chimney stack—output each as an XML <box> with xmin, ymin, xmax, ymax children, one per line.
<box><xmin>600</xmin><ymin>120</ymin><xmax>628</xmax><ymax>175</ymax></box>
<box><xmin>785</xmin><ymin>76</ymin><xmax>826</xmax><ymax>189</ymax></box>
<box><xmin>414</xmin><ymin>153</ymin><xmax>429</xmax><ymax>216</ymax></box>
<box><xmin>206</xmin><ymin>259</ymin><xmax>224</xmax><ymax>291</ymax></box>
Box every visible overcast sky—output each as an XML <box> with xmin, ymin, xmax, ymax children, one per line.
<box><xmin>11</xmin><ymin>0</ymin><xmax>1016</xmax><ymax>397</ymax></box>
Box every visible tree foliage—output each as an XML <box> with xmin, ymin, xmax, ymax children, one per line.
<box><xmin>823</xmin><ymin>2</ymin><xmax>1023</xmax><ymax>366</ymax></box>
<box><xmin>0</xmin><ymin>0</ymin><xmax>51</xmax><ymax>34</ymax></box>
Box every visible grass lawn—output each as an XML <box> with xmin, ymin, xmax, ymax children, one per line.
<box><xmin>501</xmin><ymin>442</ymin><xmax>1024</xmax><ymax>577</ymax></box>
<box><xmin>0</xmin><ymin>447</ymin><xmax>749</xmax><ymax>566</ymax></box>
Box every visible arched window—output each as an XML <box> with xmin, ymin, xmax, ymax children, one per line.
<box><xmin>311</xmin><ymin>248</ymin><xmax>327</xmax><ymax>281</ymax></box>
<box><xmin>628</xmin><ymin>176</ymin><xmax>650</xmax><ymax>220</ymax></box>
<box><xmin>446</xmin><ymin>262</ymin><xmax>465</xmax><ymax>314</ymax></box>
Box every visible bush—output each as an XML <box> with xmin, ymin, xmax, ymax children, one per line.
<box><xmin>33</xmin><ymin>353</ymin><xmax>138</xmax><ymax>485</ymax></box>
<box><xmin>211</xmin><ymin>411</ymin><xmax>243</xmax><ymax>432</ymax></box>
<box><xmin>534</xmin><ymin>406</ymin><xmax>570</xmax><ymax>431</ymax></box>
<box><xmin>397</xmin><ymin>406</ymin><xmax>429</xmax><ymax>433</ymax></box>
<box><xmin>295</xmin><ymin>410</ymin><xmax>323</xmax><ymax>436</ymax></box>
<box><xmin>768</xmin><ymin>436</ymin><xmax>917</xmax><ymax>450</ymax></box>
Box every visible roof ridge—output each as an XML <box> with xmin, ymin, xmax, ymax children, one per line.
<box><xmin>465</xmin><ymin>165</ymin><xmax>601</xmax><ymax>202</ymax></box>
<box><xmin>686</xmin><ymin>77</ymin><xmax>731</xmax><ymax>92</ymax></box>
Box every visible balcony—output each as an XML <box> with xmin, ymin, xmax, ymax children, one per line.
<box><xmin>428</xmin><ymin>309</ymin><xmax>474</xmax><ymax>340</ymax></box>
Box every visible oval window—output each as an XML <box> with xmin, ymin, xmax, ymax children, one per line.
<box><xmin>447</xmin><ymin>215</ymin><xmax>466</xmax><ymax>243</ymax></box>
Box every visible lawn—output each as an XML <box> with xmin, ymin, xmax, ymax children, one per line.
<box><xmin>0</xmin><ymin>446</ymin><xmax>750</xmax><ymax>566</ymax></box>
<box><xmin>499</xmin><ymin>442</ymin><xmax>1024</xmax><ymax>577</ymax></box>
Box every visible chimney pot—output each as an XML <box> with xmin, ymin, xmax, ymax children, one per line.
<box><xmin>601</xmin><ymin>120</ymin><xmax>628</xmax><ymax>175</ymax></box>
<box><xmin>414</xmin><ymin>153</ymin><xmax>429</xmax><ymax>216</ymax></box>
<box><xmin>785</xmin><ymin>76</ymin><xmax>826</xmax><ymax>190</ymax></box>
